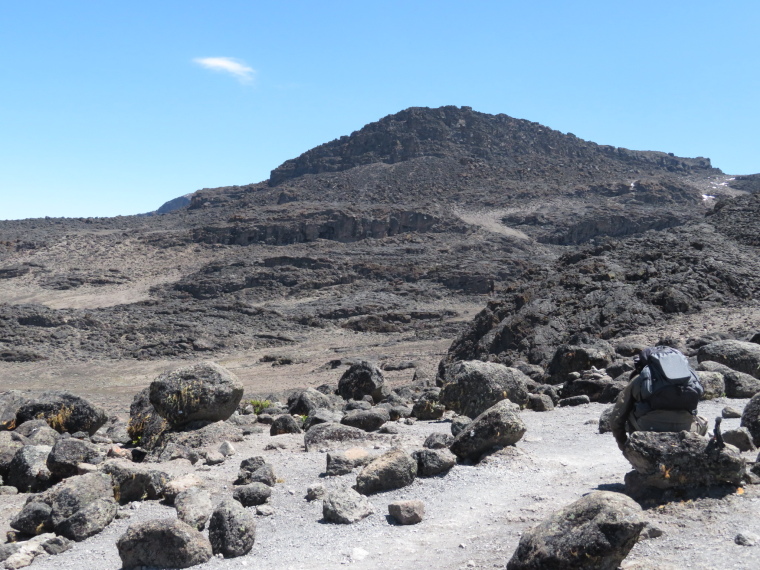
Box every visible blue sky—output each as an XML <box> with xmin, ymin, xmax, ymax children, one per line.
<box><xmin>1</xmin><ymin>1</ymin><xmax>758</xmax><ymax>220</ymax></box>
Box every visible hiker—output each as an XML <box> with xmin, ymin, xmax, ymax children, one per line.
<box><xmin>610</xmin><ymin>346</ymin><xmax>708</xmax><ymax>450</ymax></box>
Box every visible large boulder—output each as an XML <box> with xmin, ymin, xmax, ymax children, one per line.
<box><xmin>46</xmin><ymin>438</ymin><xmax>103</xmax><ymax>480</ymax></box>
<box><xmin>100</xmin><ymin>460</ymin><xmax>169</xmax><ymax>503</ymax></box>
<box><xmin>698</xmin><ymin>340</ymin><xmax>760</xmax><ymax>379</ymax></box>
<box><xmin>623</xmin><ymin>431</ymin><xmax>746</xmax><ymax>494</ymax></box>
<box><xmin>149</xmin><ymin>361</ymin><xmax>244</xmax><ymax>428</ymax></box>
<box><xmin>303</xmin><ymin>408</ymin><xmax>344</xmax><ymax>431</ymax></box>
<box><xmin>338</xmin><ymin>361</ymin><xmax>387</xmax><ymax>402</ymax></box>
<box><xmin>175</xmin><ymin>487</ymin><xmax>212</xmax><ymax>530</ymax></box>
<box><xmin>440</xmin><ymin>361</ymin><xmax>530</xmax><ymax>418</ymax></box>
<box><xmin>116</xmin><ymin>519</ymin><xmax>213</xmax><ymax>569</ymax></box>
<box><xmin>450</xmin><ymin>400</ymin><xmax>526</xmax><ymax>462</ymax></box>
<box><xmin>208</xmin><ymin>498</ymin><xmax>256</xmax><ymax>558</ymax></box>
<box><xmin>15</xmin><ymin>392</ymin><xmax>107</xmax><ymax>435</ymax></box>
<box><xmin>340</xmin><ymin>409</ymin><xmax>389</xmax><ymax>432</ymax></box>
<box><xmin>412</xmin><ymin>448</ymin><xmax>456</xmax><ymax>477</ymax></box>
<box><xmin>325</xmin><ymin>448</ymin><xmax>375</xmax><ymax>476</ymax></box>
<box><xmin>18</xmin><ymin>421</ymin><xmax>60</xmax><ymax>446</ymax></box>
<box><xmin>148</xmin><ymin>420</ymin><xmax>244</xmax><ymax>459</ymax></box>
<box><xmin>411</xmin><ymin>390</ymin><xmax>446</xmax><ymax>420</ymax></box>
<box><xmin>355</xmin><ymin>448</ymin><xmax>417</xmax><ymax>495</ymax></box>
<box><xmin>741</xmin><ymin>393</ymin><xmax>760</xmax><ymax>446</ymax></box>
<box><xmin>560</xmin><ymin>371</ymin><xmax>626</xmax><ymax>404</ymax></box>
<box><xmin>288</xmin><ymin>388</ymin><xmax>338</xmax><ymax>416</ymax></box>
<box><xmin>233</xmin><ymin>482</ymin><xmax>272</xmax><ymax>507</ymax></box>
<box><xmin>270</xmin><ymin>414</ymin><xmax>303</xmax><ymax>436</ymax></box>
<box><xmin>14</xmin><ymin>472</ymin><xmax>117</xmax><ymax>540</ymax></box>
<box><xmin>304</xmin><ymin>422</ymin><xmax>368</xmax><ymax>452</ymax></box>
<box><xmin>234</xmin><ymin>456</ymin><xmax>276</xmax><ymax>487</ymax></box>
<box><xmin>696</xmin><ymin>371</ymin><xmax>726</xmax><ymax>400</ymax></box>
<box><xmin>127</xmin><ymin>387</ymin><xmax>168</xmax><ymax>449</ymax></box>
<box><xmin>322</xmin><ymin>487</ymin><xmax>374</xmax><ymax>524</ymax></box>
<box><xmin>0</xmin><ymin>431</ymin><xmax>24</xmax><ymax>478</ymax></box>
<box><xmin>506</xmin><ymin>491</ymin><xmax>645</xmax><ymax>570</ymax></box>
<box><xmin>547</xmin><ymin>339</ymin><xmax>616</xmax><ymax>384</ymax></box>
<box><xmin>7</xmin><ymin>445</ymin><xmax>52</xmax><ymax>492</ymax></box>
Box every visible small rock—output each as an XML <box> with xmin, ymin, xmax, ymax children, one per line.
<box><xmin>219</xmin><ymin>441</ymin><xmax>236</xmax><ymax>456</ymax></box>
<box><xmin>306</xmin><ymin>483</ymin><xmax>326</xmax><ymax>501</ymax></box>
<box><xmin>233</xmin><ymin>483</ymin><xmax>272</xmax><ymax>507</ymax></box>
<box><xmin>323</xmin><ymin>487</ymin><xmax>374</xmax><ymax>524</ymax></box>
<box><xmin>558</xmin><ymin>395</ymin><xmax>591</xmax><ymax>407</ymax></box>
<box><xmin>256</xmin><ymin>505</ymin><xmax>275</xmax><ymax>516</ymax></box>
<box><xmin>205</xmin><ymin>451</ymin><xmax>225</xmax><ymax>465</ymax></box>
<box><xmin>735</xmin><ymin>532</ymin><xmax>758</xmax><ymax>546</ymax></box>
<box><xmin>208</xmin><ymin>498</ymin><xmax>256</xmax><ymax>558</ymax></box>
<box><xmin>388</xmin><ymin>500</ymin><xmax>425</xmax><ymax>524</ymax></box>
<box><xmin>723</xmin><ymin>406</ymin><xmax>743</xmax><ymax>419</ymax></box>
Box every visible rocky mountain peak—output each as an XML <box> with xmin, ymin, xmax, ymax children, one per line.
<box><xmin>268</xmin><ymin>106</ymin><xmax>716</xmax><ymax>186</ymax></box>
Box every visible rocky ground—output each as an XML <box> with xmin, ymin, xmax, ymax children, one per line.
<box><xmin>1</xmin><ymin>395</ymin><xmax>758</xmax><ymax>570</ymax></box>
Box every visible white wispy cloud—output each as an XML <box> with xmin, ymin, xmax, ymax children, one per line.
<box><xmin>193</xmin><ymin>57</ymin><xmax>255</xmax><ymax>83</ymax></box>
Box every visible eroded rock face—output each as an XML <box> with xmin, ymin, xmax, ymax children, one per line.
<box><xmin>149</xmin><ymin>362</ymin><xmax>243</xmax><ymax>428</ymax></box>
<box><xmin>8</xmin><ymin>445</ymin><xmax>52</xmax><ymax>492</ymax></box>
<box><xmin>116</xmin><ymin>519</ymin><xmax>213</xmax><ymax>569</ymax></box>
<box><xmin>623</xmin><ymin>431</ymin><xmax>745</xmax><ymax>491</ymax></box>
<box><xmin>440</xmin><ymin>361</ymin><xmax>530</xmax><ymax>418</ymax></box>
<box><xmin>506</xmin><ymin>491</ymin><xmax>645</xmax><ymax>570</ymax></box>
<box><xmin>449</xmin><ymin>400</ymin><xmax>526</xmax><ymax>462</ymax></box>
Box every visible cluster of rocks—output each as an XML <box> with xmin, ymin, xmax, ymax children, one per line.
<box><xmin>2</xmin><ymin>336</ymin><xmax>759</xmax><ymax>568</ymax></box>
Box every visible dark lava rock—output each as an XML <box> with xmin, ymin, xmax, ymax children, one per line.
<box><xmin>412</xmin><ymin>448</ymin><xmax>456</xmax><ymax>477</ymax></box>
<box><xmin>740</xmin><ymin>393</ymin><xmax>760</xmax><ymax>446</ymax></box>
<box><xmin>322</xmin><ymin>487</ymin><xmax>374</xmax><ymax>524</ymax></box>
<box><xmin>697</xmin><ymin>340</ymin><xmax>760</xmax><ymax>379</ymax></box>
<box><xmin>546</xmin><ymin>340</ymin><xmax>616</xmax><ymax>384</ymax></box>
<box><xmin>0</xmin><ymin>391</ymin><xmax>29</xmax><ymax>430</ymax></box>
<box><xmin>149</xmin><ymin>361</ymin><xmax>244</xmax><ymax>428</ymax></box>
<box><xmin>208</xmin><ymin>498</ymin><xmax>256</xmax><ymax>558</ymax></box>
<box><xmin>10</xmin><ymin>501</ymin><xmax>53</xmax><ymax>535</ymax></box>
<box><xmin>7</xmin><ymin>445</ymin><xmax>52</xmax><ymax>492</ymax></box>
<box><xmin>623</xmin><ymin>431</ymin><xmax>745</xmax><ymax>495</ymax></box>
<box><xmin>527</xmin><ymin>393</ymin><xmax>554</xmax><ymax>411</ymax></box>
<box><xmin>117</xmin><ymin>518</ymin><xmax>213</xmax><ymax>569</ymax></box>
<box><xmin>355</xmin><ymin>448</ymin><xmax>417</xmax><ymax>495</ymax></box>
<box><xmin>234</xmin><ymin>457</ymin><xmax>276</xmax><ymax>487</ymax></box>
<box><xmin>340</xmin><ymin>408</ymin><xmax>389</xmax><ymax>432</ymax></box>
<box><xmin>127</xmin><ymin>387</ymin><xmax>168</xmax><ymax>450</ymax></box>
<box><xmin>423</xmin><ymin>432</ymin><xmax>454</xmax><ymax>449</ymax></box>
<box><xmin>233</xmin><ymin>482</ymin><xmax>272</xmax><ymax>507</ymax></box>
<box><xmin>450</xmin><ymin>415</ymin><xmax>472</xmax><ymax>436</ymax></box>
<box><xmin>304</xmin><ymin>422</ymin><xmax>368</xmax><ymax>452</ymax></box>
<box><xmin>303</xmin><ymin>408</ymin><xmax>344</xmax><ymax>431</ymax></box>
<box><xmin>56</xmin><ymin>497</ymin><xmax>117</xmax><ymax>541</ymax></box>
<box><xmin>100</xmin><ymin>460</ymin><xmax>169</xmax><ymax>503</ymax></box>
<box><xmin>15</xmin><ymin>392</ymin><xmax>107</xmax><ymax>436</ymax></box>
<box><xmin>46</xmin><ymin>438</ymin><xmax>103</xmax><ymax>480</ymax></box>
<box><xmin>722</xmin><ymin>428</ymin><xmax>756</xmax><ymax>452</ymax></box>
<box><xmin>411</xmin><ymin>391</ymin><xmax>445</xmax><ymax>420</ymax></box>
<box><xmin>288</xmin><ymin>388</ymin><xmax>337</xmax><ymax>416</ymax></box>
<box><xmin>560</xmin><ymin>372</ymin><xmax>625</xmax><ymax>404</ymax></box>
<box><xmin>558</xmin><ymin>395</ymin><xmax>591</xmax><ymax>407</ymax></box>
<box><xmin>270</xmin><ymin>414</ymin><xmax>303</xmax><ymax>436</ymax></box>
<box><xmin>450</xmin><ymin>400</ymin><xmax>526</xmax><ymax>462</ymax></box>
<box><xmin>439</xmin><ymin>360</ymin><xmax>530</xmax><ymax>419</ymax></box>
<box><xmin>506</xmin><ymin>491</ymin><xmax>645</xmax><ymax>570</ymax></box>
<box><xmin>338</xmin><ymin>361</ymin><xmax>386</xmax><ymax>402</ymax></box>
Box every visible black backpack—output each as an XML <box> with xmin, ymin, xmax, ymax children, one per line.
<box><xmin>638</xmin><ymin>346</ymin><xmax>703</xmax><ymax>412</ymax></box>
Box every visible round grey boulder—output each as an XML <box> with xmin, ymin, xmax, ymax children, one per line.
<box><xmin>355</xmin><ymin>448</ymin><xmax>417</xmax><ymax>495</ymax></box>
<box><xmin>117</xmin><ymin>518</ymin><xmax>213</xmax><ymax>569</ymax></box>
<box><xmin>506</xmin><ymin>491</ymin><xmax>645</xmax><ymax>570</ymax></box>
<box><xmin>149</xmin><ymin>361</ymin><xmax>243</xmax><ymax>428</ymax></box>
<box><xmin>323</xmin><ymin>487</ymin><xmax>374</xmax><ymax>524</ymax></box>
<box><xmin>449</xmin><ymin>400</ymin><xmax>526</xmax><ymax>462</ymax></box>
<box><xmin>208</xmin><ymin>498</ymin><xmax>256</xmax><ymax>558</ymax></box>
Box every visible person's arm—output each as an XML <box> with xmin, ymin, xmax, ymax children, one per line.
<box><xmin>609</xmin><ymin>380</ymin><xmax>635</xmax><ymax>450</ymax></box>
